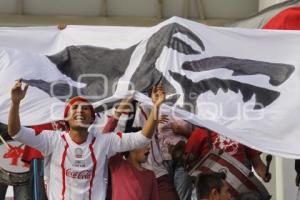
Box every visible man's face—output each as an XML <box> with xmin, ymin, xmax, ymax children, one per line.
<box><xmin>67</xmin><ymin>101</ymin><xmax>94</xmax><ymax>129</ymax></box>
<box><xmin>130</xmin><ymin>145</ymin><xmax>150</xmax><ymax>163</ymax></box>
<box><xmin>217</xmin><ymin>181</ymin><xmax>232</xmax><ymax>200</ymax></box>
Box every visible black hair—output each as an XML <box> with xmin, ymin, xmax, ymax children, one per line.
<box><xmin>196</xmin><ymin>172</ymin><xmax>227</xmax><ymax>199</ymax></box>
<box><xmin>122</xmin><ymin>151</ymin><xmax>130</xmax><ymax>159</ymax></box>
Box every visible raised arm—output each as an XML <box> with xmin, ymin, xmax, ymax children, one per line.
<box><xmin>141</xmin><ymin>85</ymin><xmax>165</xmax><ymax>138</ymax></box>
<box><xmin>106</xmin><ymin>85</ymin><xmax>165</xmax><ymax>157</ymax></box>
<box><xmin>102</xmin><ymin>97</ymin><xmax>133</xmax><ymax>133</ymax></box>
<box><xmin>8</xmin><ymin>80</ymin><xmax>28</xmax><ymax>137</ymax></box>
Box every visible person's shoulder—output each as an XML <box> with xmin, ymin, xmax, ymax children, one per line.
<box><xmin>192</xmin><ymin>127</ymin><xmax>208</xmax><ymax>136</ymax></box>
<box><xmin>143</xmin><ymin>168</ymin><xmax>156</xmax><ymax>177</ymax></box>
<box><xmin>53</xmin><ymin>129</ymin><xmax>65</xmax><ymax>135</ymax></box>
<box><xmin>35</xmin><ymin>129</ymin><xmax>63</xmax><ymax>136</ymax></box>
<box><xmin>89</xmin><ymin>128</ymin><xmax>114</xmax><ymax>142</ymax></box>
<box><xmin>53</xmin><ymin>130</ymin><xmax>70</xmax><ymax>140</ymax></box>
<box><xmin>88</xmin><ymin>126</ymin><xmax>103</xmax><ymax>136</ymax></box>
<box><xmin>110</xmin><ymin>153</ymin><xmax>123</xmax><ymax>159</ymax></box>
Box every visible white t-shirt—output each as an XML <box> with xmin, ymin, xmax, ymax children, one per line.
<box><xmin>13</xmin><ymin>126</ymin><xmax>150</xmax><ymax>200</ymax></box>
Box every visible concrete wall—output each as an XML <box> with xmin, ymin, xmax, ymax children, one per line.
<box><xmin>0</xmin><ymin>0</ymin><xmax>258</xmax><ymax>19</ymax></box>
<box><xmin>259</xmin><ymin>0</ymin><xmax>288</xmax><ymax>10</ymax></box>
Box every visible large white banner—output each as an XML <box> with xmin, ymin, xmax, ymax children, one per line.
<box><xmin>0</xmin><ymin>17</ymin><xmax>299</xmax><ymax>158</ymax></box>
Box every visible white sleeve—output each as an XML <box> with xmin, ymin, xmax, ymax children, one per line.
<box><xmin>12</xmin><ymin>126</ymin><xmax>58</xmax><ymax>156</ymax></box>
<box><xmin>106</xmin><ymin>131</ymin><xmax>151</xmax><ymax>158</ymax></box>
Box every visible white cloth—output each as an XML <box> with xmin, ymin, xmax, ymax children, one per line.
<box><xmin>0</xmin><ymin>16</ymin><xmax>300</xmax><ymax>158</ymax></box>
<box><xmin>13</xmin><ymin>126</ymin><xmax>150</xmax><ymax>200</ymax></box>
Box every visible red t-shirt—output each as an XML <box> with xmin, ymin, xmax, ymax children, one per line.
<box><xmin>185</xmin><ymin>127</ymin><xmax>260</xmax><ymax>165</ymax></box>
<box><xmin>109</xmin><ymin>154</ymin><xmax>159</xmax><ymax>200</ymax></box>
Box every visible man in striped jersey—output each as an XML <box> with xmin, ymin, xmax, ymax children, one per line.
<box><xmin>7</xmin><ymin>80</ymin><xmax>165</xmax><ymax>200</ymax></box>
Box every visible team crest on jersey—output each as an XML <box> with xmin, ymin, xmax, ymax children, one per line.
<box><xmin>74</xmin><ymin>148</ymin><xmax>83</xmax><ymax>158</ymax></box>
<box><xmin>73</xmin><ymin>160</ymin><xmax>85</xmax><ymax>168</ymax></box>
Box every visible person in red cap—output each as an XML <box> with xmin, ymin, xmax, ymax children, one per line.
<box><xmin>7</xmin><ymin>80</ymin><xmax>165</xmax><ymax>200</ymax></box>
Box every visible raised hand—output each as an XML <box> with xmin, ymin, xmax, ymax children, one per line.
<box><xmin>57</xmin><ymin>23</ymin><xmax>67</xmax><ymax>30</ymax></box>
<box><xmin>151</xmin><ymin>84</ymin><xmax>165</xmax><ymax>107</ymax></box>
<box><xmin>158</xmin><ymin>115</ymin><xmax>169</xmax><ymax>124</ymax></box>
<box><xmin>263</xmin><ymin>172</ymin><xmax>272</xmax><ymax>183</ymax></box>
<box><xmin>11</xmin><ymin>80</ymin><xmax>29</xmax><ymax>104</ymax></box>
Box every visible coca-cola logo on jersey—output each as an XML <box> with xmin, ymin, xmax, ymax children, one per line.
<box><xmin>66</xmin><ymin>169</ymin><xmax>92</xmax><ymax>180</ymax></box>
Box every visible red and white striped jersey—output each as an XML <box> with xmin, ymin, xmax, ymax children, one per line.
<box><xmin>13</xmin><ymin>126</ymin><xmax>150</xmax><ymax>200</ymax></box>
